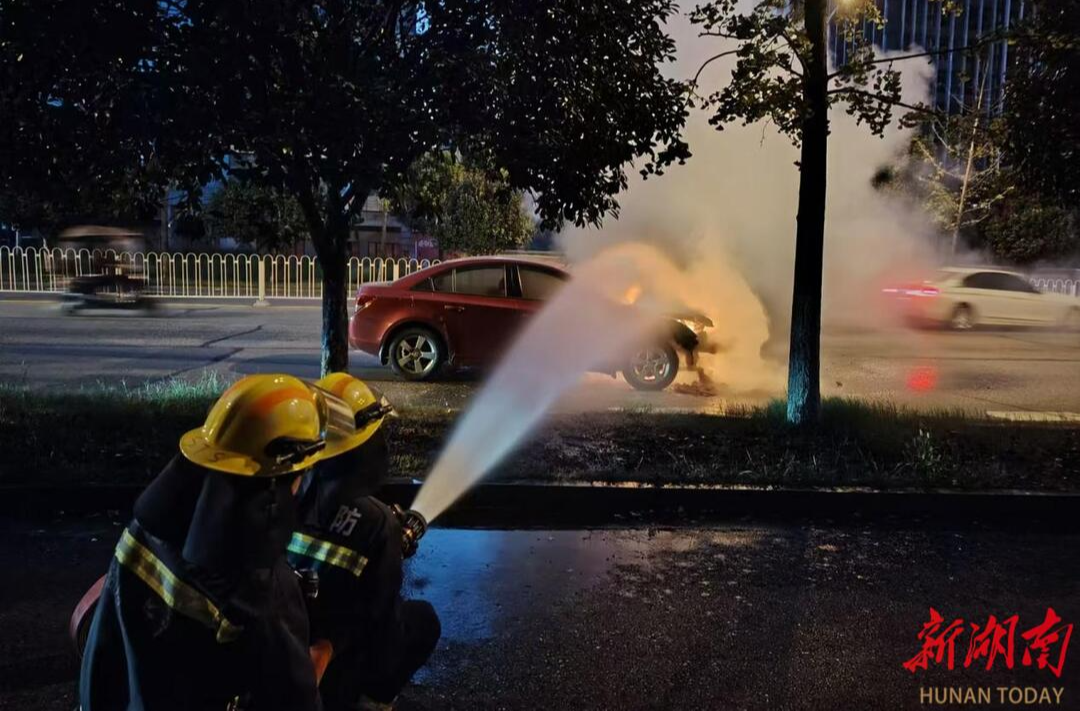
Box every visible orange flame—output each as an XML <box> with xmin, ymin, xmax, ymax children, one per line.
<box><xmin>621</xmin><ymin>284</ymin><xmax>643</xmax><ymax>305</ymax></box>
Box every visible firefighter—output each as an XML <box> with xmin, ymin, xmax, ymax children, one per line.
<box><xmin>289</xmin><ymin>373</ymin><xmax>441</xmax><ymax>711</ymax></box>
<box><xmin>79</xmin><ymin>374</ymin><xmax>355</xmax><ymax>711</ymax></box>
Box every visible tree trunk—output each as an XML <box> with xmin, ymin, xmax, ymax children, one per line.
<box><xmin>786</xmin><ymin>0</ymin><xmax>830</xmax><ymax>425</ymax></box>
<box><xmin>317</xmin><ymin>218</ymin><xmax>351</xmax><ymax>376</ymax></box>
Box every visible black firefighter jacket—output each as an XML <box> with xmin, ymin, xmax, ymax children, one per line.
<box><xmin>79</xmin><ymin>455</ymin><xmax>320</xmax><ymax>711</ymax></box>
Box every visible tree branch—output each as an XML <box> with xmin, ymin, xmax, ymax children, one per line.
<box><xmin>777</xmin><ymin>61</ymin><xmax>804</xmax><ymax>79</ymax></box>
<box><xmin>828</xmin><ymin>86</ymin><xmax>936</xmax><ymax>116</ymax></box>
<box><xmin>692</xmin><ymin>49</ymin><xmax>742</xmax><ymax>85</ymax></box>
<box><xmin>779</xmin><ymin>30</ymin><xmax>808</xmax><ymax>73</ymax></box>
<box><xmin>827</xmin><ymin>39</ymin><xmax>998</xmax><ymax>79</ymax></box>
<box><xmin>698</xmin><ymin>30</ymin><xmax>739</xmax><ymax>39</ymax></box>
<box><xmin>698</xmin><ymin>24</ymin><xmax>807</xmax><ymax>75</ymax></box>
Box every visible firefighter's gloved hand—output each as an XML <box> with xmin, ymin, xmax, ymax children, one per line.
<box><xmin>391</xmin><ymin>505</ymin><xmax>427</xmax><ymax>559</ymax></box>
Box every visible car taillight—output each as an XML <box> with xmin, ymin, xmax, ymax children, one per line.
<box><xmin>882</xmin><ymin>284</ymin><xmax>938</xmax><ymax>297</ymax></box>
<box><xmin>355</xmin><ymin>295</ymin><xmax>376</xmax><ymax>312</ymax></box>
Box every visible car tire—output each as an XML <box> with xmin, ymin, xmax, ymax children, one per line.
<box><xmin>949</xmin><ymin>304</ymin><xmax>975</xmax><ymax>331</ymax></box>
<box><xmin>388</xmin><ymin>326</ymin><xmax>444</xmax><ymax>381</ymax></box>
<box><xmin>623</xmin><ymin>343</ymin><xmax>679</xmax><ymax>391</ymax></box>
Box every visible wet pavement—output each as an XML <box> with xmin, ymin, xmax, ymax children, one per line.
<box><xmin>1</xmin><ymin>516</ymin><xmax>1078</xmax><ymax>710</ymax></box>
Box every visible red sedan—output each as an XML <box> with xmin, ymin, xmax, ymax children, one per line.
<box><xmin>348</xmin><ymin>256</ymin><xmax>707</xmax><ymax>390</ymax></box>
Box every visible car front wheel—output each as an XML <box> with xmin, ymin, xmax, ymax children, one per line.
<box><xmin>623</xmin><ymin>343</ymin><xmax>679</xmax><ymax>391</ymax></box>
<box><xmin>389</xmin><ymin>327</ymin><xmax>444</xmax><ymax>381</ymax></box>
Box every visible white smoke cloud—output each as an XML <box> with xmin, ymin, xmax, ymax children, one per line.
<box><xmin>560</xmin><ymin>7</ymin><xmax>938</xmax><ymax>395</ymax></box>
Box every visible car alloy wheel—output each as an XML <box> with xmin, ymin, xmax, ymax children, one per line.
<box><xmin>395</xmin><ymin>334</ymin><xmax>439</xmax><ymax>377</ymax></box>
<box><xmin>631</xmin><ymin>347</ymin><xmax>673</xmax><ymax>384</ymax></box>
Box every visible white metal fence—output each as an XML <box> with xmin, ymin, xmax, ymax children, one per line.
<box><xmin>3</xmin><ymin>245</ymin><xmax>1076</xmax><ymax>301</ymax></box>
<box><xmin>0</xmin><ymin>246</ymin><xmax>439</xmax><ymax>299</ymax></box>
<box><xmin>1032</xmin><ymin>275</ymin><xmax>1080</xmax><ymax>297</ymax></box>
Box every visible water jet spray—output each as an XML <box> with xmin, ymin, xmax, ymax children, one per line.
<box><xmin>409</xmin><ymin>245</ymin><xmax>668</xmax><ymax>525</ymax></box>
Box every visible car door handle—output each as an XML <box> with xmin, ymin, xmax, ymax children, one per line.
<box><xmin>444</xmin><ymin>305</ymin><xmax>465</xmax><ymax>312</ymax></box>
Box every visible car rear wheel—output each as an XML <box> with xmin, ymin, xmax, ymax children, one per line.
<box><xmin>623</xmin><ymin>343</ymin><xmax>679</xmax><ymax>391</ymax></box>
<box><xmin>389</xmin><ymin>327</ymin><xmax>444</xmax><ymax>381</ymax></box>
<box><xmin>949</xmin><ymin>305</ymin><xmax>975</xmax><ymax>331</ymax></box>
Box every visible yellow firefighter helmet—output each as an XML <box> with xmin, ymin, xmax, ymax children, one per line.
<box><xmin>314</xmin><ymin>372</ymin><xmax>394</xmax><ymax>459</ymax></box>
<box><xmin>180</xmin><ymin>374</ymin><xmax>332</xmax><ymax>477</ymax></box>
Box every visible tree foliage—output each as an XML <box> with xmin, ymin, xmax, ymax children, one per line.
<box><xmin>878</xmin><ymin>65</ymin><xmax>1078</xmax><ymax>266</ymax></box>
<box><xmin>690</xmin><ymin>0</ymin><xmax>914</xmax><ymax>146</ymax></box>
<box><xmin>165</xmin><ymin>0</ymin><xmax>690</xmax><ymax>373</ymax></box>
<box><xmin>161</xmin><ymin>0</ymin><xmax>691</xmax><ymax>226</ymax></box>
<box><xmin>1006</xmin><ymin>0</ymin><xmax>1080</xmax><ymax>207</ymax></box>
<box><xmin>204</xmin><ymin>180</ymin><xmax>308</xmax><ymax>253</ymax></box>
<box><xmin>913</xmin><ymin>114</ymin><xmax>1010</xmax><ymax>238</ymax></box>
<box><xmin>981</xmin><ymin>191</ymin><xmax>1076</xmax><ymax>265</ymax></box>
<box><xmin>0</xmin><ymin>0</ymin><xmax>167</xmax><ymax>232</ymax></box>
<box><xmin>881</xmin><ymin>146</ymin><xmax>1075</xmax><ymax>266</ymax></box>
<box><xmin>390</xmin><ymin>151</ymin><xmax>533</xmax><ymax>256</ymax></box>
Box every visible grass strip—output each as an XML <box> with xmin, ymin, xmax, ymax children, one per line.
<box><xmin>2</xmin><ymin>375</ymin><xmax>1078</xmax><ymax>492</ymax></box>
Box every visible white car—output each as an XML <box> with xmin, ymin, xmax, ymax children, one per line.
<box><xmin>886</xmin><ymin>267</ymin><xmax>1080</xmax><ymax>330</ymax></box>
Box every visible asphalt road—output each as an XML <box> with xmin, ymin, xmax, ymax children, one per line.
<box><xmin>1</xmin><ymin>515</ymin><xmax>1076</xmax><ymax>710</ymax></box>
<box><xmin>2</xmin><ymin>299</ymin><xmax>1080</xmax><ymax>414</ymax></box>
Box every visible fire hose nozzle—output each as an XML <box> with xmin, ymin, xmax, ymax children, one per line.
<box><xmin>392</xmin><ymin>505</ymin><xmax>427</xmax><ymax>559</ymax></box>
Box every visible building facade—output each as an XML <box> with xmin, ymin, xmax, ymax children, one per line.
<box><xmin>830</xmin><ymin>0</ymin><xmax>1029</xmax><ymax>115</ymax></box>
<box><xmin>350</xmin><ymin>194</ymin><xmax>437</xmax><ymax>261</ymax></box>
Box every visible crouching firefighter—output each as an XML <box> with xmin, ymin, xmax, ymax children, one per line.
<box><xmin>289</xmin><ymin>373</ymin><xmax>441</xmax><ymax>711</ymax></box>
<box><xmin>79</xmin><ymin>374</ymin><xmax>359</xmax><ymax>710</ymax></box>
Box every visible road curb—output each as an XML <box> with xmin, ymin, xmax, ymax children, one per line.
<box><xmin>3</xmin><ymin>480</ymin><xmax>1078</xmax><ymax>530</ymax></box>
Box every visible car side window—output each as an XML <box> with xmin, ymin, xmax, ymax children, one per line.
<box><xmin>453</xmin><ymin>266</ymin><xmax>506</xmax><ymax>297</ymax></box>
<box><xmin>411</xmin><ymin>269</ymin><xmax>453</xmax><ymax>292</ymax></box>
<box><xmin>963</xmin><ymin>272</ymin><xmax>998</xmax><ymax>290</ymax></box>
<box><xmin>431</xmin><ymin>270</ymin><xmax>454</xmax><ymax>293</ymax></box>
<box><xmin>518</xmin><ymin>267</ymin><xmax>566</xmax><ymax>300</ymax></box>
<box><xmin>1001</xmin><ymin>274</ymin><xmax>1038</xmax><ymax>293</ymax></box>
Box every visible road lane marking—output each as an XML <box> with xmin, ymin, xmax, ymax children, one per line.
<box><xmin>986</xmin><ymin>411</ymin><xmax>1080</xmax><ymax>422</ymax></box>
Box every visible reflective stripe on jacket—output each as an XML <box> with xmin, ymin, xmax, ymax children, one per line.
<box><xmin>115</xmin><ymin>528</ymin><xmax>243</xmax><ymax>643</ymax></box>
<box><xmin>287</xmin><ymin>532</ymin><xmax>369</xmax><ymax>578</ymax></box>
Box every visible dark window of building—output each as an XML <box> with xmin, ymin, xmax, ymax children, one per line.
<box><xmin>365</xmin><ymin>241</ymin><xmax>406</xmax><ymax>259</ymax></box>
